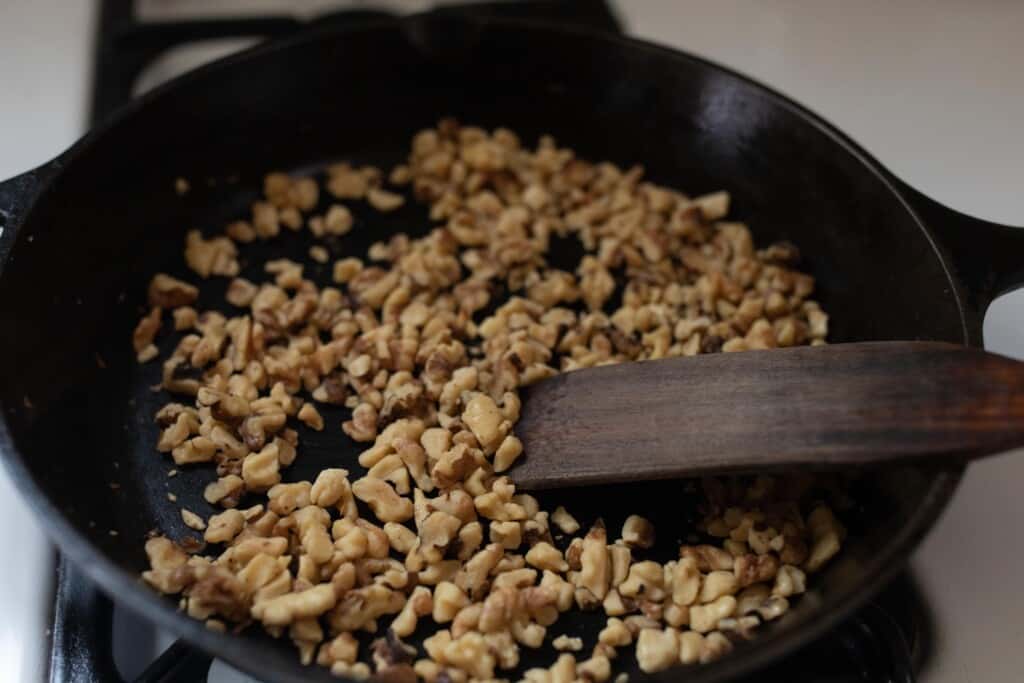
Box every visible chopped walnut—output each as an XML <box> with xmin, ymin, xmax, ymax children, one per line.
<box><xmin>551</xmin><ymin>506</ymin><xmax>580</xmax><ymax>535</ymax></box>
<box><xmin>635</xmin><ymin>628</ymin><xmax>679</xmax><ymax>673</ymax></box>
<box><xmin>133</xmin><ymin>306</ymin><xmax>161</xmax><ymax>362</ymax></box>
<box><xmin>184</xmin><ymin>230</ymin><xmax>239</xmax><ymax>278</ymax></box>
<box><xmin>297</xmin><ymin>403</ymin><xmax>324</xmax><ymax>431</ymax></box>
<box><xmin>149</xmin><ymin>274</ymin><xmax>198</xmax><ymax>308</ymax></box>
<box><xmin>180</xmin><ymin>508</ymin><xmax>206</xmax><ymax>531</ymax></box>
<box><xmin>552</xmin><ymin>634</ymin><xmax>583</xmax><ymax>652</ymax></box>
<box><xmin>139</xmin><ymin>121</ymin><xmax>839</xmax><ymax>680</ymax></box>
<box><xmin>368</xmin><ymin>187</ymin><xmax>406</xmax><ymax>212</ymax></box>
<box><xmin>225</xmin><ymin>278</ymin><xmax>258</xmax><ymax>307</ymax></box>
<box><xmin>621</xmin><ymin>515</ymin><xmax>655</xmax><ymax>549</ymax></box>
<box><xmin>309</xmin><ymin>245</ymin><xmax>329</xmax><ymax>264</ymax></box>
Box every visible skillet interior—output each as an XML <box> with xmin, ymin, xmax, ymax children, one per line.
<box><xmin>0</xmin><ymin>18</ymin><xmax>964</xmax><ymax>682</ymax></box>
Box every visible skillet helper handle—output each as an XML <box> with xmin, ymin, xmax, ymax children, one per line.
<box><xmin>895</xmin><ymin>180</ymin><xmax>1024</xmax><ymax>331</ymax></box>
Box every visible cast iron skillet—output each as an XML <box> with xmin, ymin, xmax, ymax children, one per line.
<box><xmin>1</xmin><ymin>13</ymin><xmax>1022</xmax><ymax>683</ymax></box>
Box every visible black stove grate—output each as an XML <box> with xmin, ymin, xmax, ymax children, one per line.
<box><xmin>49</xmin><ymin>2</ymin><xmax>928</xmax><ymax>681</ymax></box>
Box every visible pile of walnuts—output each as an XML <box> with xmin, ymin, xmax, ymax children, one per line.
<box><xmin>137</xmin><ymin>119</ymin><xmax>842</xmax><ymax>681</ymax></box>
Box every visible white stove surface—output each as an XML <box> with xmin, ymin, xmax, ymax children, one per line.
<box><xmin>2</xmin><ymin>1</ymin><xmax>1023</xmax><ymax>681</ymax></box>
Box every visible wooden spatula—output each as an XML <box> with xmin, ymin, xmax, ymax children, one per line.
<box><xmin>512</xmin><ymin>341</ymin><xmax>1024</xmax><ymax>490</ymax></box>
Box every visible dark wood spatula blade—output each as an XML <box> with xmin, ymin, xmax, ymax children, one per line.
<box><xmin>511</xmin><ymin>341</ymin><xmax>1024</xmax><ymax>490</ymax></box>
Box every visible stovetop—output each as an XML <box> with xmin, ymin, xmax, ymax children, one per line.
<box><xmin>29</xmin><ymin>2</ymin><xmax>934</xmax><ymax>682</ymax></box>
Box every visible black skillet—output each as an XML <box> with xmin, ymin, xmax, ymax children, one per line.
<box><xmin>1</xmin><ymin>11</ymin><xmax>1022</xmax><ymax>683</ymax></box>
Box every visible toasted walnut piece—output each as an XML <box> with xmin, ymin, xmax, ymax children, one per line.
<box><xmin>267</xmin><ymin>481</ymin><xmax>311</xmax><ymax>516</ymax></box>
<box><xmin>491</xmin><ymin>568</ymin><xmax>537</xmax><ymax>591</ymax></box>
<box><xmin>204</xmin><ymin>475</ymin><xmax>244</xmax><ymax>507</ymax></box>
<box><xmin>252</xmin><ymin>583</ymin><xmax>336</xmax><ymax>626</ymax></box>
<box><xmin>636</xmin><ymin>628</ymin><xmax>680</xmax><ymax>674</ymax></box>
<box><xmin>172</xmin><ymin>307</ymin><xmax>197</xmax><ymax>331</ymax></box>
<box><xmin>329</xmin><ymin>583</ymin><xmax>405</xmax><ymax>632</ymax></box>
<box><xmin>242</xmin><ymin>443</ymin><xmax>281</xmax><ymax>492</ymax></box>
<box><xmin>412</xmin><ymin>659</ymin><xmax>441</xmax><ymax>683</ymax></box>
<box><xmin>455</xmin><ymin>543</ymin><xmax>502</xmax><ymax>599</ymax></box>
<box><xmin>327</xmin><ymin>165</ymin><xmax>369</xmax><ymax>199</ymax></box>
<box><xmin>598</xmin><ymin>617</ymin><xmax>632</xmax><ymax>648</ymax></box>
<box><xmin>431</xmin><ymin>582</ymin><xmax>469</xmax><ymax>624</ymax></box>
<box><xmin>226</xmin><ymin>278</ymin><xmax>258</xmax><ymax>307</ymax></box>
<box><xmin>664</xmin><ymin>601</ymin><xmax>690</xmax><ymax>628</ymax></box>
<box><xmin>343</xmin><ymin>402</ymin><xmax>379</xmax><ymax>442</ymax></box>
<box><xmin>565</xmin><ymin>538</ymin><xmax>584</xmax><ymax>571</ymax></box>
<box><xmin>526</xmin><ymin>542</ymin><xmax>568</xmax><ymax>572</ymax></box>
<box><xmin>671</xmin><ymin>557</ymin><xmax>701</xmax><ymax>607</ymax></box>
<box><xmin>149</xmin><ymin>274</ymin><xmax>198</xmax><ymax>308</ymax></box>
<box><xmin>172</xmin><ymin>437</ymin><xmax>216</xmax><ymax>465</ymax></box>
<box><xmin>756</xmin><ymin>595</ymin><xmax>790</xmax><ymax>622</ymax></box>
<box><xmin>734</xmin><ymin>553</ymin><xmax>780</xmax><ymax>588</ymax></box>
<box><xmin>608</xmin><ymin>544</ymin><xmax>631</xmax><ymax>588</ymax></box>
<box><xmin>552</xmin><ymin>634</ymin><xmax>583</xmax><ymax>652</ymax></box>
<box><xmin>442</xmin><ymin>632</ymin><xmax>496</xmax><ymax>680</ymax></box>
<box><xmin>306</xmin><ymin>245</ymin><xmax>329</xmax><ymax>264</ymax></box>
<box><xmin>296</xmin><ymin>402</ymin><xmax>324</xmax><ymax>431</ymax></box>
<box><xmin>279</xmin><ymin>207</ymin><xmax>302</xmax><ymax>231</ymax></box>
<box><xmin>133</xmin><ymin>307</ymin><xmax>161</xmax><ymax>361</ymax></box>
<box><xmin>772</xmin><ymin>564</ymin><xmax>807</xmax><ymax>598</ymax></box>
<box><xmin>489</xmin><ymin>520</ymin><xmax>522</xmax><ymax>550</ymax></box>
<box><xmin>181</xmin><ymin>508</ymin><xmax>206</xmax><ymax>531</ymax></box>
<box><xmin>551</xmin><ymin>506</ymin><xmax>580</xmax><ymax>534</ymax></box>
<box><xmin>699</xmin><ymin>570</ymin><xmax>739</xmax><ymax>604</ymax></box>
<box><xmin>493</xmin><ymin>435</ymin><xmax>523</xmax><ymax>473</ymax></box>
<box><xmin>157</xmin><ymin>411</ymin><xmax>197</xmax><ymax>452</ymax></box>
<box><xmin>461</xmin><ymin>393</ymin><xmax>507</xmax><ymax>453</ymax></box>
<box><xmin>333</xmin><ymin>257</ymin><xmax>363</xmax><ymax>284</ymax></box>
<box><xmin>573</xmin><ymin>521</ymin><xmax>610</xmax><ymax>601</ymax></box>
<box><xmin>142</xmin><ymin>537</ymin><xmax>191</xmax><ymax>593</ymax></box>
<box><xmin>251</xmin><ymin>201</ymin><xmax>280</xmax><ymax>239</ymax></box>
<box><xmin>383</xmin><ymin>522</ymin><xmax>417</xmax><ymax>554</ymax></box>
<box><xmin>619</xmin><ymin>561</ymin><xmax>665</xmax><ymax>602</ymax></box>
<box><xmin>225</xmin><ymin>220</ymin><xmax>255</xmax><ymax>243</ymax></box>
<box><xmin>320</xmin><ymin>204</ymin><xmax>353</xmax><ymax>236</ymax></box>
<box><xmin>352</xmin><ymin>477</ymin><xmax>413</xmax><ymax>523</ymax></box>
<box><xmin>305</xmin><ymin>469</ymin><xmax>346</xmax><ymax>509</ymax></box>
<box><xmin>678</xmin><ymin>630</ymin><xmax>704</xmax><ymax>665</ymax></box>
<box><xmin>367</xmin><ymin>187</ymin><xmax>405</xmax><ymax>212</ymax></box>
<box><xmin>621</xmin><ymin>515</ymin><xmax>655</xmax><ymax>549</ymax></box>
<box><xmin>455</xmin><ymin>521</ymin><xmax>483</xmax><ymax>561</ymax></box>
<box><xmin>330</xmin><ymin>662</ymin><xmax>371</xmax><ymax>680</ymax></box>
<box><xmin>539</xmin><ymin>571</ymin><xmax>574</xmax><ymax>613</ymax></box>
<box><xmin>689</xmin><ymin>595</ymin><xmax>737</xmax><ymax>633</ymax></box>
<box><xmin>185</xmin><ymin>229</ymin><xmax>239</xmax><ymax>278</ymax></box>
<box><xmin>386</xmin><ymin>164</ymin><xmax>412</xmax><ymax>186</ymax></box>
<box><xmin>699</xmin><ymin>631</ymin><xmax>733</xmax><ymax>664</ymax></box>
<box><xmin>679</xmin><ymin>545</ymin><xmax>734</xmax><ymax>572</ymax></box>
<box><xmin>578</xmin><ymin>655</ymin><xmax>612</xmax><ymax>683</ymax></box>
<box><xmin>205</xmin><ymin>509</ymin><xmax>244</xmax><ymax>544</ymax></box>
<box><xmin>692</xmin><ymin>191</ymin><xmax>730</xmax><ymax>220</ymax></box>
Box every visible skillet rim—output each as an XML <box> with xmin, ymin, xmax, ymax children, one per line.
<box><xmin>0</xmin><ymin>15</ymin><xmax>965</xmax><ymax>683</ymax></box>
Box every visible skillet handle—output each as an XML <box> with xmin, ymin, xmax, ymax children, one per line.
<box><xmin>0</xmin><ymin>160</ymin><xmax>61</xmax><ymax>268</ymax></box>
<box><xmin>894</xmin><ymin>178</ymin><xmax>1024</xmax><ymax>331</ymax></box>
